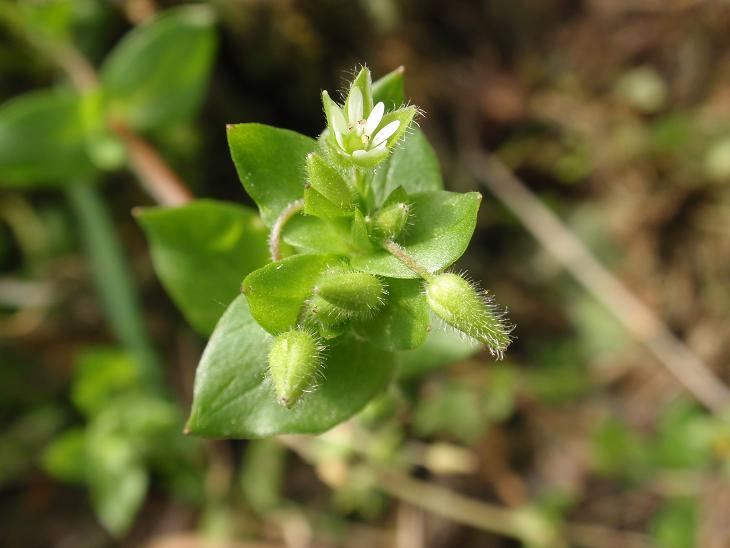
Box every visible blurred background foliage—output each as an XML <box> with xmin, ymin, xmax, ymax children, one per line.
<box><xmin>1</xmin><ymin>0</ymin><xmax>730</xmax><ymax>547</ymax></box>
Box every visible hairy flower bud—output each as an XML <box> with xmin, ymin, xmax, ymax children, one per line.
<box><xmin>268</xmin><ymin>330</ymin><xmax>323</xmax><ymax>408</ymax></box>
<box><xmin>315</xmin><ymin>267</ymin><xmax>386</xmax><ymax>319</ymax></box>
<box><xmin>425</xmin><ymin>273</ymin><xmax>512</xmax><ymax>358</ymax></box>
<box><xmin>371</xmin><ymin>202</ymin><xmax>410</xmax><ymax>241</ymax></box>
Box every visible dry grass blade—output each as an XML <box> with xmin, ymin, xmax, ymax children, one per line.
<box><xmin>470</xmin><ymin>151</ymin><xmax>730</xmax><ymax>414</ymax></box>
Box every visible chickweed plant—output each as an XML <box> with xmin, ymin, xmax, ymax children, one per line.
<box><xmin>144</xmin><ymin>66</ymin><xmax>513</xmax><ymax>438</ymax></box>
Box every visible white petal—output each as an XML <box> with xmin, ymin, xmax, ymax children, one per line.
<box><xmin>352</xmin><ymin>148</ymin><xmax>384</xmax><ymax>161</ymax></box>
<box><xmin>365</xmin><ymin>102</ymin><xmax>384</xmax><ymax>135</ymax></box>
<box><xmin>347</xmin><ymin>87</ymin><xmax>363</xmax><ymax>124</ymax></box>
<box><xmin>330</xmin><ymin>106</ymin><xmax>347</xmax><ymax>147</ymax></box>
<box><xmin>372</xmin><ymin>120</ymin><xmax>400</xmax><ymax>146</ymax></box>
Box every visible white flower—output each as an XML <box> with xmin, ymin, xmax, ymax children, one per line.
<box><xmin>324</xmin><ymin>89</ymin><xmax>401</xmax><ymax>163</ymax></box>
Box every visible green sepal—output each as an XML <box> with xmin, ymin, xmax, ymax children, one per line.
<box><xmin>345</xmin><ymin>66</ymin><xmax>374</xmax><ymax>121</ymax></box>
<box><xmin>378</xmin><ymin>106</ymin><xmax>418</xmax><ymax>149</ymax></box>
<box><xmin>382</xmin><ymin>185</ymin><xmax>409</xmax><ymax>206</ymax></box>
<box><xmin>321</xmin><ymin>91</ymin><xmax>341</xmax><ymax>145</ymax></box>
<box><xmin>349</xmin><ymin>209</ymin><xmax>373</xmax><ymax>254</ymax></box>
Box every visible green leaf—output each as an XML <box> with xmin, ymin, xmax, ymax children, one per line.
<box><xmin>372</xmin><ymin>129</ymin><xmax>443</xmax><ymax>205</ymax></box>
<box><xmin>650</xmin><ymin>498</ymin><xmax>697</xmax><ymax>548</ymax></box>
<box><xmin>352</xmin><ymin>191</ymin><xmax>481</xmax><ymax>278</ymax></box>
<box><xmin>283</xmin><ymin>215</ymin><xmax>352</xmax><ymax>255</ymax></box>
<box><xmin>137</xmin><ymin>200</ymin><xmax>269</xmax><ymax>336</ymax></box>
<box><xmin>240</xmin><ymin>439</ymin><xmax>286</xmax><ymax>512</ymax></box>
<box><xmin>41</xmin><ymin>428</ymin><xmax>87</xmax><ymax>484</ymax></box>
<box><xmin>651</xmin><ymin>401</ymin><xmax>714</xmax><ymax>470</ymax></box>
<box><xmin>397</xmin><ymin>315</ymin><xmax>480</xmax><ymax>379</ymax></box>
<box><xmin>372</xmin><ymin>66</ymin><xmax>405</xmax><ymax>110</ymax></box>
<box><xmin>357</xmin><ymin>278</ymin><xmax>429</xmax><ymax>351</ymax></box>
<box><xmin>303</xmin><ymin>152</ymin><xmax>353</xmax><ymax>219</ymax></box>
<box><xmin>101</xmin><ymin>6</ymin><xmax>217</xmax><ymax>130</ymax></box>
<box><xmin>227</xmin><ymin>123</ymin><xmax>317</xmax><ymax>225</ymax></box>
<box><xmin>72</xmin><ymin>347</ymin><xmax>140</xmax><ymax>417</ymax></box>
<box><xmin>86</xmin><ymin>432</ymin><xmax>147</xmax><ymax>536</ymax></box>
<box><xmin>186</xmin><ymin>296</ymin><xmax>395</xmax><ymax>438</ymax></box>
<box><xmin>242</xmin><ymin>254</ymin><xmax>340</xmax><ymax>335</ymax></box>
<box><xmin>303</xmin><ymin>185</ymin><xmax>347</xmax><ymax>220</ymax></box>
<box><xmin>0</xmin><ymin>90</ymin><xmax>94</xmax><ymax>185</ymax></box>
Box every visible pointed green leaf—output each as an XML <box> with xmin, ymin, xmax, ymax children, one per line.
<box><xmin>101</xmin><ymin>6</ymin><xmax>217</xmax><ymax>129</ymax></box>
<box><xmin>242</xmin><ymin>254</ymin><xmax>341</xmax><ymax>335</ymax></box>
<box><xmin>137</xmin><ymin>200</ymin><xmax>270</xmax><ymax>336</ymax></box>
<box><xmin>303</xmin><ymin>185</ymin><xmax>348</xmax><ymax>220</ymax></box>
<box><xmin>86</xmin><ymin>432</ymin><xmax>147</xmax><ymax>536</ymax></box>
<box><xmin>350</xmin><ymin>209</ymin><xmax>374</xmax><ymax>254</ymax></box>
<box><xmin>357</xmin><ymin>278</ymin><xmax>429</xmax><ymax>351</ymax></box>
<box><xmin>352</xmin><ymin>191</ymin><xmax>481</xmax><ymax>278</ymax></box>
<box><xmin>227</xmin><ymin>123</ymin><xmax>316</xmax><ymax>226</ymax></box>
<box><xmin>186</xmin><ymin>296</ymin><xmax>395</xmax><ymax>438</ymax></box>
<box><xmin>306</xmin><ymin>152</ymin><xmax>353</xmax><ymax>210</ymax></box>
<box><xmin>0</xmin><ymin>90</ymin><xmax>94</xmax><ymax>186</ymax></box>
<box><xmin>372</xmin><ymin>129</ymin><xmax>443</xmax><ymax>205</ymax></box>
<box><xmin>372</xmin><ymin>66</ymin><xmax>405</xmax><ymax>110</ymax></box>
<box><xmin>41</xmin><ymin>428</ymin><xmax>87</xmax><ymax>484</ymax></box>
<box><xmin>283</xmin><ymin>214</ymin><xmax>353</xmax><ymax>255</ymax></box>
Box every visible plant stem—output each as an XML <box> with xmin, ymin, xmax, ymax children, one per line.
<box><xmin>111</xmin><ymin>122</ymin><xmax>194</xmax><ymax>206</ymax></box>
<box><xmin>66</xmin><ymin>181</ymin><xmax>163</xmax><ymax>392</ymax></box>
<box><xmin>269</xmin><ymin>199</ymin><xmax>304</xmax><ymax>262</ymax></box>
<box><xmin>382</xmin><ymin>240</ymin><xmax>434</xmax><ymax>281</ymax></box>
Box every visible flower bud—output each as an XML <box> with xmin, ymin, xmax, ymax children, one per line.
<box><xmin>268</xmin><ymin>329</ymin><xmax>323</xmax><ymax>408</ymax></box>
<box><xmin>371</xmin><ymin>202</ymin><xmax>410</xmax><ymax>241</ymax></box>
<box><xmin>315</xmin><ymin>267</ymin><xmax>386</xmax><ymax>319</ymax></box>
<box><xmin>308</xmin><ymin>294</ymin><xmax>349</xmax><ymax>324</ymax></box>
<box><xmin>425</xmin><ymin>273</ymin><xmax>512</xmax><ymax>358</ymax></box>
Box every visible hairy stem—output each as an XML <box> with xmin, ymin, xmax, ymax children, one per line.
<box><xmin>67</xmin><ymin>181</ymin><xmax>163</xmax><ymax>391</ymax></box>
<box><xmin>269</xmin><ymin>199</ymin><xmax>305</xmax><ymax>262</ymax></box>
<box><xmin>383</xmin><ymin>240</ymin><xmax>434</xmax><ymax>281</ymax></box>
